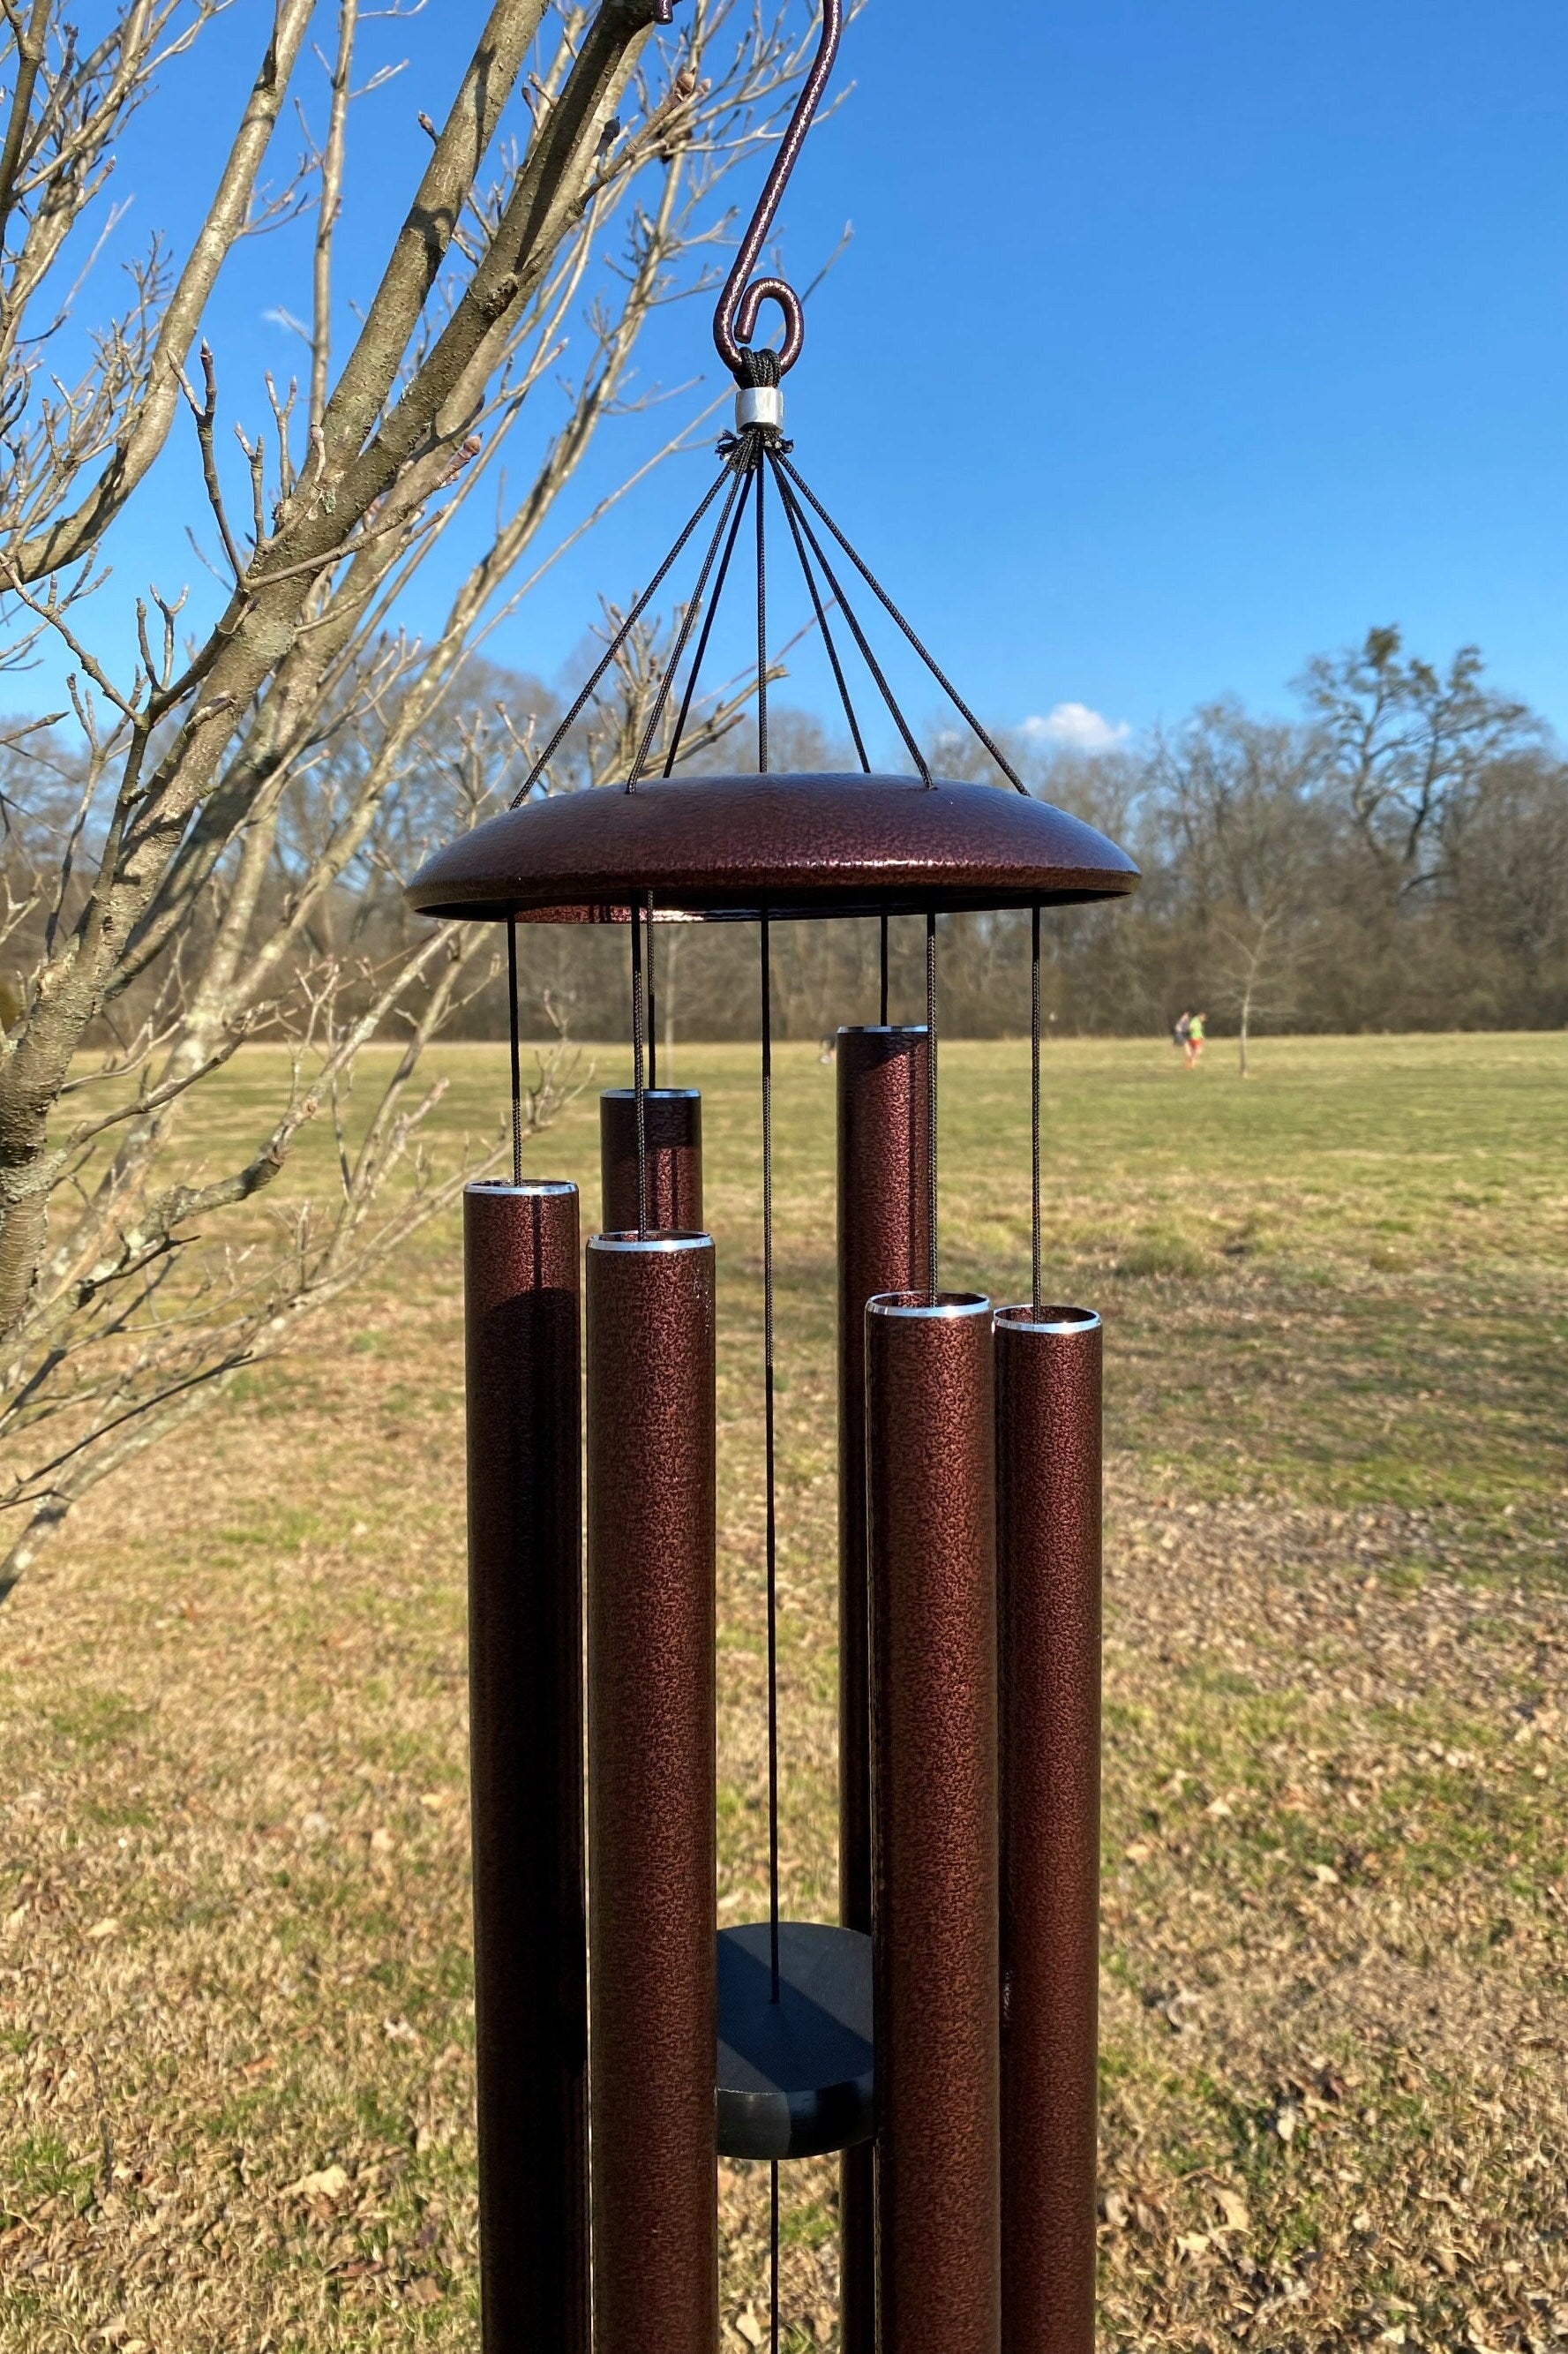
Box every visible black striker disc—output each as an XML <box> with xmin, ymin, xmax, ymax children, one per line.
<box><xmin>716</xmin><ymin>1921</ymin><xmax>874</xmax><ymax>2161</ymax></box>
<box><xmin>402</xmin><ymin>771</ymin><xmax>1139</xmax><ymax>924</ymax></box>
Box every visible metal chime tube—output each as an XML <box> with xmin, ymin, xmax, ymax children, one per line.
<box><xmin>462</xmin><ymin>1179</ymin><xmax>588</xmax><ymax>2354</ymax></box>
<box><xmin>586</xmin><ymin>1231</ymin><xmax>718</xmax><ymax>2354</ymax></box>
<box><xmin>600</xmin><ymin>1086</ymin><xmax>704</xmax><ymax>1231</ymax></box>
<box><xmin>994</xmin><ymin>1306</ymin><xmax>1104</xmax><ymax>2354</ymax></box>
<box><xmin>835</xmin><ymin>1022</ymin><xmax>930</xmax><ymax>2351</ymax></box>
<box><xmin>867</xmin><ymin>1292</ymin><xmax>1002</xmax><ymax>2354</ymax></box>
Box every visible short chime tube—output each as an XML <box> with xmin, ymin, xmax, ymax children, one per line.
<box><xmin>462</xmin><ymin>1179</ymin><xmax>588</xmax><ymax>2354</ymax></box>
<box><xmin>586</xmin><ymin>1230</ymin><xmax>719</xmax><ymax>2354</ymax></box>
<box><xmin>600</xmin><ymin>1086</ymin><xmax>704</xmax><ymax>1232</ymax></box>
<box><xmin>867</xmin><ymin>1291</ymin><xmax>1002</xmax><ymax>2354</ymax></box>
<box><xmin>994</xmin><ymin>1306</ymin><xmax>1104</xmax><ymax>2354</ymax></box>
<box><xmin>835</xmin><ymin>1022</ymin><xmax>930</xmax><ymax>2351</ymax></box>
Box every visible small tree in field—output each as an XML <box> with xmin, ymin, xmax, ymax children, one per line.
<box><xmin>1155</xmin><ymin>701</ymin><xmax>1320</xmax><ymax>1077</ymax></box>
<box><xmin>0</xmin><ymin>0</ymin><xmax>810</xmax><ymax>1596</ymax></box>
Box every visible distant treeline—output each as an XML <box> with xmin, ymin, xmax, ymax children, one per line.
<box><xmin>449</xmin><ymin>625</ymin><xmax>1568</xmax><ymax>1044</ymax></box>
<box><xmin>6</xmin><ymin>627</ymin><xmax>1562</xmax><ymax>1049</ymax></box>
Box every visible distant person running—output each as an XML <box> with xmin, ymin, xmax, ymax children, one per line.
<box><xmin>1184</xmin><ymin>1012</ymin><xmax>1206</xmax><ymax>1069</ymax></box>
<box><xmin>1172</xmin><ymin>1012</ymin><xmax>1191</xmax><ymax>1056</ymax></box>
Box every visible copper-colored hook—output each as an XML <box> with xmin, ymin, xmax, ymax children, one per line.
<box><xmin>712</xmin><ymin>0</ymin><xmax>842</xmax><ymax>380</ymax></box>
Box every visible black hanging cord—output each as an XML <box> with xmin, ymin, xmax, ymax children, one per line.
<box><xmin>769</xmin><ymin>2170</ymin><xmax>781</xmax><ymax>2354</ymax></box>
<box><xmin>630</xmin><ymin>902</ymin><xmax>648</xmax><ymax>1237</ymax></box>
<box><xmin>663</xmin><ymin>462</ymin><xmax>756</xmax><ymax>777</ymax></box>
<box><xmin>629</xmin><ymin>458</ymin><xmax>752</xmax><ymax>789</ymax></box>
<box><xmin>510</xmin><ymin>460</ymin><xmax>735</xmax><ymax>805</ymax></box>
<box><xmin>506</xmin><ymin>918</ymin><xmax>523</xmax><ymax>1188</ymax></box>
<box><xmin>648</xmin><ymin>893</ymin><xmax>657</xmax><ymax>1091</ymax></box>
<box><xmin>776</xmin><ymin>452</ymin><xmax>1030</xmax><ymax>794</ymax></box>
<box><xmin>1032</xmin><ymin>904</ymin><xmax>1042</xmax><ymax>1320</ymax></box>
<box><xmin>879</xmin><ymin>912</ymin><xmax>889</xmax><ymax>1027</ymax></box>
<box><xmin>926</xmin><ymin>911</ymin><xmax>938</xmax><ymax>1301</ymax></box>
<box><xmin>507</xmin><ymin>418</ymin><xmax>1021</xmax><ymax>816</ymax></box>
<box><xmin>769</xmin><ymin>447</ymin><xmax>871</xmax><ymax>772</ymax></box>
<box><xmin>755</xmin><ymin>447</ymin><xmax>769</xmax><ymax>773</ymax></box>
<box><xmin>760</xmin><ymin>911</ymin><xmax>781</xmax><ymax>2006</ymax></box>
<box><xmin>767</xmin><ymin>453</ymin><xmax>930</xmax><ymax>782</ymax></box>
<box><xmin>753</xmin><ymin>420</ymin><xmax>783</xmax><ymax>2354</ymax></box>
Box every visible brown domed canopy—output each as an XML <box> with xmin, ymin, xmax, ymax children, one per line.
<box><xmin>403</xmin><ymin>771</ymin><xmax>1140</xmax><ymax>924</ymax></box>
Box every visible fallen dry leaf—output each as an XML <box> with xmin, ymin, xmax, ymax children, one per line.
<box><xmin>281</xmin><ymin>2164</ymin><xmax>350</xmax><ymax>2202</ymax></box>
<box><xmin>1214</xmin><ymin>2188</ymin><xmax>1250</xmax><ymax>2233</ymax></box>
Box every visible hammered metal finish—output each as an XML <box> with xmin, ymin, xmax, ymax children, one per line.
<box><xmin>600</xmin><ymin>1087</ymin><xmax>704</xmax><ymax>1233</ymax></box>
<box><xmin>462</xmin><ymin>1181</ymin><xmax>587</xmax><ymax>2354</ymax></box>
<box><xmin>867</xmin><ymin>1293</ymin><xmax>1002</xmax><ymax>2354</ymax></box>
<box><xmin>835</xmin><ymin>1027</ymin><xmax>930</xmax><ymax>2354</ymax></box>
<box><xmin>402</xmin><ymin>773</ymin><xmax>1141</xmax><ymax>923</ymax></box>
<box><xmin>994</xmin><ymin>1308</ymin><xmax>1104</xmax><ymax>2354</ymax></box>
<box><xmin>585</xmin><ymin>1234</ymin><xmax>718</xmax><ymax>2354</ymax></box>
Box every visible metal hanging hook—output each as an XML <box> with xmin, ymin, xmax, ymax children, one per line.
<box><xmin>713</xmin><ymin>0</ymin><xmax>842</xmax><ymax>380</ymax></box>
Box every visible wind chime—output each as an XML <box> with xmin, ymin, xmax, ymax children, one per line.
<box><xmin>406</xmin><ymin>5</ymin><xmax>1138</xmax><ymax>2350</ymax></box>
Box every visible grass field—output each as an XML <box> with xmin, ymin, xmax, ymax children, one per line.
<box><xmin>2</xmin><ymin>1032</ymin><xmax>1565</xmax><ymax>2351</ymax></box>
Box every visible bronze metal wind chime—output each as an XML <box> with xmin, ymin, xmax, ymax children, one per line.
<box><xmin>405</xmin><ymin>4</ymin><xmax>1139</xmax><ymax>2348</ymax></box>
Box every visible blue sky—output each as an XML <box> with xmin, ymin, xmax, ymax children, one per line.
<box><xmin>11</xmin><ymin>0</ymin><xmax>1568</xmax><ymax>750</ymax></box>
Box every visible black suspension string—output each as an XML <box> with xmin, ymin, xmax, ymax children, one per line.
<box><xmin>1032</xmin><ymin>904</ymin><xmax>1042</xmax><ymax>1320</ymax></box>
<box><xmin>510</xmin><ymin>460</ymin><xmax>735</xmax><ymax>804</ymax></box>
<box><xmin>760</xmin><ymin>913</ymin><xmax>781</xmax><ymax>1995</ymax></box>
<box><xmin>506</xmin><ymin>918</ymin><xmax>523</xmax><ymax>1187</ymax></box>
<box><xmin>776</xmin><ymin>452</ymin><xmax>1030</xmax><ymax>793</ymax></box>
<box><xmin>630</xmin><ymin>901</ymin><xmax>648</xmax><ymax>1237</ymax></box>
<box><xmin>755</xmin><ymin>446</ymin><xmax>769</xmax><ymax>772</ymax></box>
<box><xmin>647</xmin><ymin>893</ymin><xmax>657</xmax><ymax>1091</ymax></box>
<box><xmin>761</xmin><ymin>906</ymin><xmax>783</xmax><ymax>2354</ymax></box>
<box><xmin>628</xmin><ymin>457</ymin><xmax>752</xmax><ymax>788</ymax></box>
<box><xmin>512</xmin><ymin>427</ymin><xmax>1024</xmax><ymax>809</ymax></box>
<box><xmin>766</xmin><ymin>446</ymin><xmax>870</xmax><ymax>772</ymax></box>
<box><xmin>926</xmin><ymin>911</ymin><xmax>938</xmax><ymax>1301</ymax></box>
<box><xmin>756</xmin><ymin>435</ymin><xmax>787</xmax><ymax>2354</ymax></box>
<box><xmin>768</xmin><ymin>457</ymin><xmax>930</xmax><ymax>782</ymax></box>
<box><xmin>663</xmin><ymin>462</ymin><xmax>755</xmax><ymax>777</ymax></box>
<box><xmin>880</xmin><ymin>912</ymin><xmax>889</xmax><ymax>1027</ymax></box>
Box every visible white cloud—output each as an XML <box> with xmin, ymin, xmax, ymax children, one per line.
<box><xmin>1018</xmin><ymin>702</ymin><xmax>1130</xmax><ymax>755</ymax></box>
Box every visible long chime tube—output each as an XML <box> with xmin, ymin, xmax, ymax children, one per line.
<box><xmin>462</xmin><ymin>1179</ymin><xmax>588</xmax><ymax>2354</ymax></box>
<box><xmin>867</xmin><ymin>1291</ymin><xmax>1002</xmax><ymax>2354</ymax></box>
<box><xmin>586</xmin><ymin>1232</ymin><xmax>719</xmax><ymax>2354</ymax></box>
<box><xmin>601</xmin><ymin>1086</ymin><xmax>703</xmax><ymax>1233</ymax></box>
<box><xmin>994</xmin><ymin>1306</ymin><xmax>1104</xmax><ymax>2354</ymax></box>
<box><xmin>834</xmin><ymin>1023</ymin><xmax>930</xmax><ymax>2354</ymax></box>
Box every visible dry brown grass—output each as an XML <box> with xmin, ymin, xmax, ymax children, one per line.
<box><xmin>2</xmin><ymin>1035</ymin><xmax>1564</xmax><ymax>2350</ymax></box>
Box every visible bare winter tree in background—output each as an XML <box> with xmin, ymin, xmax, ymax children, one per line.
<box><xmin>1156</xmin><ymin>703</ymin><xmax>1321</xmax><ymax>1077</ymax></box>
<box><xmin>0</xmin><ymin>0</ymin><xmax>812</xmax><ymax>1595</ymax></box>
<box><xmin>1298</xmin><ymin>626</ymin><xmax>1537</xmax><ymax>902</ymax></box>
